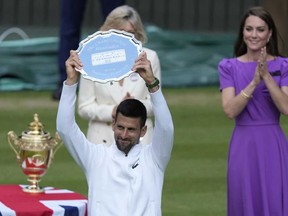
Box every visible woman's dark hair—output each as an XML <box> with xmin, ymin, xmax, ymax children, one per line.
<box><xmin>115</xmin><ymin>99</ymin><xmax>147</xmax><ymax>128</ymax></box>
<box><xmin>233</xmin><ymin>6</ymin><xmax>282</xmax><ymax>57</ymax></box>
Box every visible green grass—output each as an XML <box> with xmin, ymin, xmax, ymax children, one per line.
<box><xmin>1</xmin><ymin>87</ymin><xmax>287</xmax><ymax>216</ymax></box>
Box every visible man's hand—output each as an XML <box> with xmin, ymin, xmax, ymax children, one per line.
<box><xmin>65</xmin><ymin>50</ymin><xmax>83</xmax><ymax>85</ymax></box>
<box><xmin>132</xmin><ymin>52</ymin><xmax>155</xmax><ymax>84</ymax></box>
<box><xmin>132</xmin><ymin>51</ymin><xmax>159</xmax><ymax>92</ymax></box>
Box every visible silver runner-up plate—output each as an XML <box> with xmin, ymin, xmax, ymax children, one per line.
<box><xmin>76</xmin><ymin>29</ymin><xmax>142</xmax><ymax>83</ymax></box>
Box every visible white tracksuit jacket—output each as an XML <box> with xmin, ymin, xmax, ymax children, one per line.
<box><xmin>57</xmin><ymin>83</ymin><xmax>174</xmax><ymax>216</ymax></box>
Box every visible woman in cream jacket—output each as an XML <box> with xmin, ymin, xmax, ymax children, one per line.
<box><xmin>77</xmin><ymin>5</ymin><xmax>161</xmax><ymax>145</ymax></box>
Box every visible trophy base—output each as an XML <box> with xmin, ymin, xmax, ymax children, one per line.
<box><xmin>23</xmin><ymin>185</ymin><xmax>45</xmax><ymax>193</ymax></box>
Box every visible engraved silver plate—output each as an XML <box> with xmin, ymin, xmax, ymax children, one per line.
<box><xmin>76</xmin><ymin>29</ymin><xmax>142</xmax><ymax>83</ymax></box>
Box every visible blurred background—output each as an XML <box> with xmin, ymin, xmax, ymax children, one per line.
<box><xmin>0</xmin><ymin>0</ymin><xmax>266</xmax><ymax>31</ymax></box>
<box><xmin>2</xmin><ymin>0</ymin><xmax>286</xmax><ymax>90</ymax></box>
<box><xmin>0</xmin><ymin>0</ymin><xmax>288</xmax><ymax>215</ymax></box>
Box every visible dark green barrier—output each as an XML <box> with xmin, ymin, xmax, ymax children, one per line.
<box><xmin>0</xmin><ymin>26</ymin><xmax>235</xmax><ymax>91</ymax></box>
<box><xmin>0</xmin><ymin>37</ymin><xmax>59</xmax><ymax>91</ymax></box>
<box><xmin>145</xmin><ymin>26</ymin><xmax>235</xmax><ymax>87</ymax></box>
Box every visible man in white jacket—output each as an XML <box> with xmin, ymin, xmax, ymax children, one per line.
<box><xmin>57</xmin><ymin>50</ymin><xmax>174</xmax><ymax>216</ymax></box>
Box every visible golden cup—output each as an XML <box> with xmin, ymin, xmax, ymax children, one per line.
<box><xmin>8</xmin><ymin>113</ymin><xmax>62</xmax><ymax>193</ymax></box>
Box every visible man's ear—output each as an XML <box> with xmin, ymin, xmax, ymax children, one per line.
<box><xmin>140</xmin><ymin>125</ymin><xmax>147</xmax><ymax>137</ymax></box>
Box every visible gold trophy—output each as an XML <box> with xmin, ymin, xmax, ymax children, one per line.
<box><xmin>8</xmin><ymin>113</ymin><xmax>62</xmax><ymax>193</ymax></box>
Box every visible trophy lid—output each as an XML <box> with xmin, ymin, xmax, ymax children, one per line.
<box><xmin>20</xmin><ymin>113</ymin><xmax>53</xmax><ymax>150</ymax></box>
<box><xmin>27</xmin><ymin>113</ymin><xmax>45</xmax><ymax>135</ymax></box>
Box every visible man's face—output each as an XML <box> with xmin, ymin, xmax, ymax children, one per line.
<box><xmin>113</xmin><ymin>113</ymin><xmax>147</xmax><ymax>154</ymax></box>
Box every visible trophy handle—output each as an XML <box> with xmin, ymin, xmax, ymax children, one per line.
<box><xmin>53</xmin><ymin>132</ymin><xmax>63</xmax><ymax>155</ymax></box>
<box><xmin>47</xmin><ymin>132</ymin><xmax>63</xmax><ymax>167</ymax></box>
<box><xmin>7</xmin><ymin>131</ymin><xmax>21</xmax><ymax>163</ymax></box>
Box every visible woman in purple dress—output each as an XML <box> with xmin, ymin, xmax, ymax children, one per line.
<box><xmin>218</xmin><ymin>6</ymin><xmax>288</xmax><ymax>216</ymax></box>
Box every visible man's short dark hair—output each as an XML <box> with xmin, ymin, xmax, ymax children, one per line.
<box><xmin>116</xmin><ymin>99</ymin><xmax>147</xmax><ymax>128</ymax></box>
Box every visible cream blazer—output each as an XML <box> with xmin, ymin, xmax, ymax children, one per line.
<box><xmin>77</xmin><ymin>47</ymin><xmax>161</xmax><ymax>145</ymax></box>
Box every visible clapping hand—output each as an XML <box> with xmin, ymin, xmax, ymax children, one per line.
<box><xmin>257</xmin><ymin>47</ymin><xmax>269</xmax><ymax>79</ymax></box>
<box><xmin>253</xmin><ymin>47</ymin><xmax>268</xmax><ymax>85</ymax></box>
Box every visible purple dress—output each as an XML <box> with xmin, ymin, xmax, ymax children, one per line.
<box><xmin>218</xmin><ymin>57</ymin><xmax>288</xmax><ymax>216</ymax></box>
